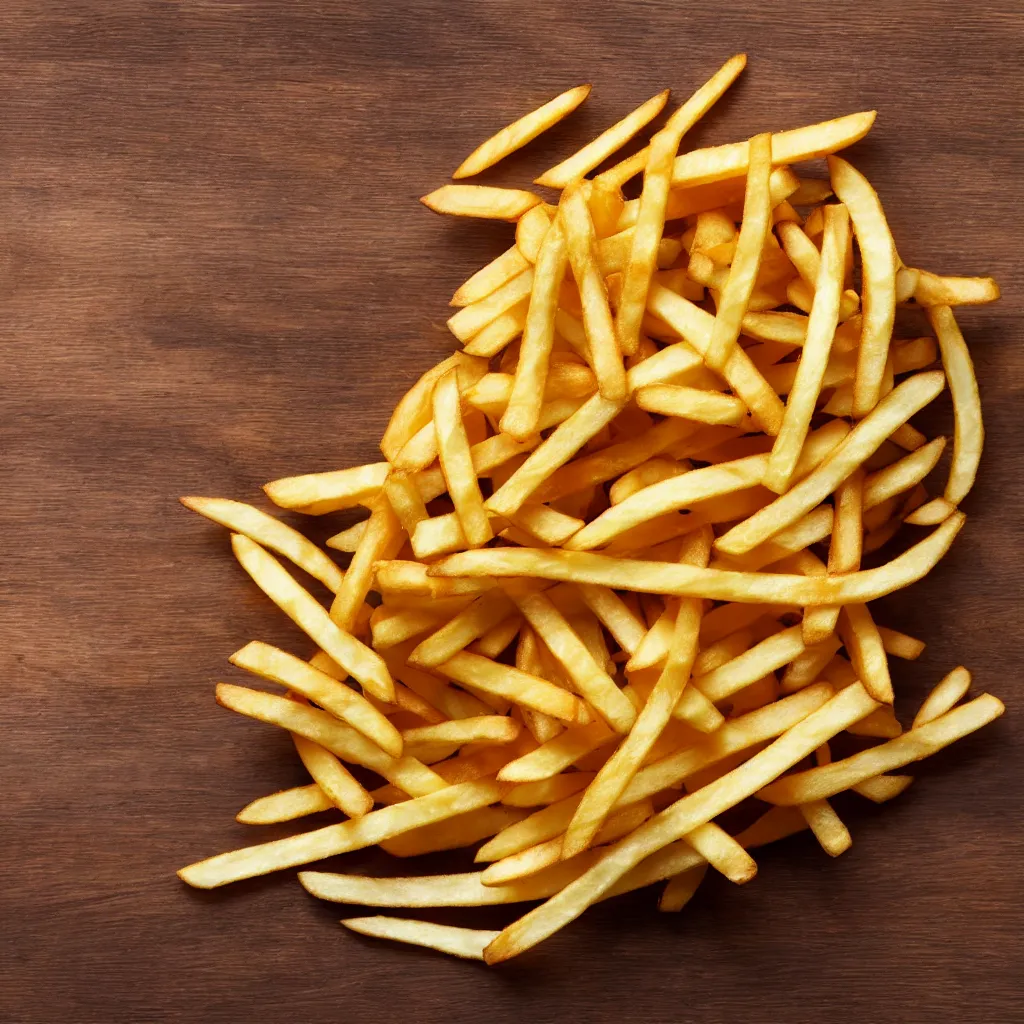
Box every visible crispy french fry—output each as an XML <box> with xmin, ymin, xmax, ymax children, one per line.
<box><xmin>454</xmin><ymin>84</ymin><xmax>591</xmax><ymax>178</ymax></box>
<box><xmin>231</xmin><ymin>535</ymin><xmax>394</xmax><ymax>701</ymax></box>
<box><xmin>912</xmin><ymin>269</ymin><xmax>1000</xmax><ymax>307</ymax></box>
<box><xmin>265</xmin><ymin>462</ymin><xmax>390</xmax><ymax>515</ymax></box>
<box><xmin>560</xmin><ymin>186</ymin><xmax>628</xmax><ymax>401</ymax></box>
<box><xmin>763</xmin><ymin>203</ymin><xmax>850</xmax><ymax>492</ymax></box>
<box><xmin>501</xmin><ymin>221</ymin><xmax>569</xmax><ymax>440</ymax></box>
<box><xmin>913</xmin><ymin>666</ymin><xmax>971</xmax><ymax>728</ymax></box>
<box><xmin>422</xmin><ymin>185</ymin><xmax>542</xmax><ymax>221</ymax></box>
<box><xmin>927</xmin><ymin>305</ymin><xmax>982</xmax><ymax>506</ymax></box>
<box><xmin>828</xmin><ymin>156</ymin><xmax>896</xmax><ymax>417</ymax></box>
<box><xmin>536</xmin><ymin>89</ymin><xmax>670</xmax><ymax>188</ymax></box>
<box><xmin>292</xmin><ymin>733</ymin><xmax>374</xmax><ymax>818</ymax></box>
<box><xmin>331</xmin><ymin>500</ymin><xmax>403</xmax><ymax>631</ymax></box>
<box><xmin>759</xmin><ymin>693</ymin><xmax>1004</xmax><ymax>805</ymax></box>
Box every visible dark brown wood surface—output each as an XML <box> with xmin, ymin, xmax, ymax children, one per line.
<box><xmin>2</xmin><ymin>1</ymin><xmax>1022</xmax><ymax>1021</ymax></box>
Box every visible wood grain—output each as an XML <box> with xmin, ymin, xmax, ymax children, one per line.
<box><xmin>2</xmin><ymin>1</ymin><xmax>1022</xmax><ymax>1021</ymax></box>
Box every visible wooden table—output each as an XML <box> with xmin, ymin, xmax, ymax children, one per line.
<box><xmin>3</xmin><ymin>1</ymin><xmax>1022</xmax><ymax>1021</ymax></box>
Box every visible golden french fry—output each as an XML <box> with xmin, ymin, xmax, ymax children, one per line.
<box><xmin>179</xmin><ymin>778</ymin><xmax>505</xmax><ymax>889</ymax></box>
<box><xmin>560</xmin><ymin>186</ymin><xmax>628</xmax><ymax>401</ymax></box>
<box><xmin>440</xmin><ymin>651</ymin><xmax>586</xmax><ymax>724</ymax></box>
<box><xmin>501</xmin><ymin>221</ymin><xmax>569</xmax><ymax>441</ymax></box>
<box><xmin>828</xmin><ymin>156</ymin><xmax>896</xmax><ymax>417</ymax></box>
<box><xmin>292</xmin><ymin>734</ymin><xmax>374</xmax><ymax>818</ymax></box>
<box><xmin>763</xmin><ymin>203</ymin><xmax>850</xmax><ymax>492</ymax></box>
<box><xmin>913</xmin><ymin>666</ymin><xmax>971</xmax><ymax>728</ymax></box>
<box><xmin>672</xmin><ymin>110</ymin><xmax>876</xmax><ymax>188</ymax></box>
<box><xmin>704</xmin><ymin>132</ymin><xmax>774</xmax><ymax>372</ymax></box>
<box><xmin>181</xmin><ymin>497</ymin><xmax>344</xmax><ymax>593</ymax></box>
<box><xmin>231</xmin><ymin>535</ymin><xmax>394</xmax><ymax>701</ymax></box>
<box><xmin>839</xmin><ymin>603</ymin><xmax>893</xmax><ymax>703</ymax></box>
<box><xmin>716</xmin><ymin>372</ymin><xmax>945</xmax><ymax>556</ymax></box>
<box><xmin>342</xmin><ymin>916</ymin><xmax>499</xmax><ymax>961</ymax></box>
<box><xmin>452</xmin><ymin>246</ymin><xmax>532</xmax><ymax>306</ymax></box>
<box><xmin>264</xmin><ymin>461</ymin><xmax>390</xmax><ymax>515</ymax></box>
<box><xmin>237</xmin><ymin>783</ymin><xmax>334</xmax><ymax>825</ymax></box>
<box><xmin>635</xmin><ymin>385</ymin><xmax>747</xmax><ymax>426</ymax></box>
<box><xmin>402</xmin><ymin>716</ymin><xmax>521</xmax><ymax>748</ymax></box>
<box><xmin>616</xmin><ymin>55</ymin><xmax>748</xmax><ymax>357</ymax></box>
<box><xmin>215</xmin><ymin>683</ymin><xmax>443</xmax><ymax>796</ymax></box>
<box><xmin>927</xmin><ymin>305</ymin><xmax>982</xmax><ymax>506</ymax></box>
<box><xmin>421</xmin><ymin>184</ymin><xmax>542</xmax><ymax>220</ymax></box>
<box><xmin>759</xmin><ymin>693</ymin><xmax>1004</xmax><ymax>805</ymax></box>
<box><xmin>446</xmin><ymin>269</ymin><xmax>535</xmax><ymax>343</ymax></box>
<box><xmin>536</xmin><ymin>89</ymin><xmax>670</xmax><ymax>188</ymax></box>
<box><xmin>912</xmin><ymin>269</ymin><xmax>1000</xmax><ymax>307</ymax></box>
<box><xmin>429</xmin><ymin>511</ymin><xmax>965</xmax><ymax>606</ymax></box>
<box><xmin>454</xmin><ymin>84</ymin><xmax>591</xmax><ymax>178</ymax></box>
<box><xmin>331</xmin><ymin>500</ymin><xmax>403</xmax><ymax>631</ymax></box>
<box><xmin>231</xmin><ymin>642</ymin><xmax>403</xmax><ymax>757</ymax></box>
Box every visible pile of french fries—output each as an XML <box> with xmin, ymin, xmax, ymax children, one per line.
<box><xmin>178</xmin><ymin>54</ymin><xmax>1005</xmax><ymax>964</ymax></box>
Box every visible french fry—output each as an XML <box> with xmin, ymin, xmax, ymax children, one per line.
<box><xmin>828</xmin><ymin>156</ymin><xmax>897</xmax><ymax>417</ymax></box>
<box><xmin>452</xmin><ymin>246</ymin><xmax>532</xmax><ymax>307</ymax></box>
<box><xmin>912</xmin><ymin>269</ymin><xmax>1000</xmax><ymax>307</ymax></box>
<box><xmin>439</xmin><ymin>651</ymin><xmax>586</xmax><ymax>724</ymax></box>
<box><xmin>828</xmin><ymin>467</ymin><xmax>864</xmax><ymax>575</ymax></box>
<box><xmin>237</xmin><ymin>784</ymin><xmax>334</xmax><ymax>825</ymax></box>
<box><xmin>704</xmin><ymin>133</ymin><xmax>774</xmax><ymax>373</ymax></box>
<box><xmin>401</xmin><ymin>716</ymin><xmax>522</xmax><ymax>748</ymax></box>
<box><xmin>671</xmin><ymin>110</ymin><xmax>877</xmax><ymax>188</ymax></box>
<box><xmin>758</xmin><ymin>693</ymin><xmax>1004</xmax><ymax>805</ymax></box>
<box><xmin>264</xmin><ymin>461</ymin><xmax>390</xmax><ymax>515</ymax></box>
<box><xmin>421</xmin><ymin>184</ymin><xmax>542</xmax><ymax>221</ymax></box>
<box><xmin>292</xmin><ymin>734</ymin><xmax>374</xmax><ymax>818</ymax></box>
<box><xmin>179</xmin><ymin>778</ymin><xmax>505</xmax><ymax>889</ymax></box>
<box><xmin>215</xmin><ymin>684</ymin><xmax>444</xmax><ymax>796</ymax></box>
<box><xmin>433</xmin><ymin>369</ymin><xmax>493</xmax><ymax>549</ymax></box>
<box><xmin>343</xmin><ymin>917</ymin><xmax>499</xmax><ymax>961</ymax></box>
<box><xmin>231</xmin><ymin>535</ymin><xmax>394</xmax><ymax>701</ymax></box>
<box><xmin>454</xmin><ymin>84</ymin><xmax>591</xmax><ymax>178</ymax></box>
<box><xmin>429</xmin><ymin>511</ymin><xmax>965</xmax><ymax>606</ymax></box>
<box><xmin>560</xmin><ymin>186</ymin><xmax>628</xmax><ymax>401</ymax></box>
<box><xmin>763</xmin><ymin>204</ymin><xmax>850</xmax><ymax>492</ymax></box>
<box><xmin>501</xmin><ymin>221</ymin><xmax>569</xmax><ymax>440</ymax></box>
<box><xmin>839</xmin><ymin>603</ymin><xmax>893</xmax><ymax>703</ymax></box>
<box><xmin>181</xmin><ymin>497</ymin><xmax>345</xmax><ymax>593</ymax></box>
<box><xmin>446</xmin><ymin>269</ymin><xmax>535</xmax><ymax>343</ymax></box>
<box><xmin>927</xmin><ymin>305</ymin><xmax>983</xmax><ymax>506</ymax></box>
<box><xmin>635</xmin><ymin>385</ymin><xmax>747</xmax><ymax>426</ymax></box>
<box><xmin>536</xmin><ymin>89</ymin><xmax>670</xmax><ymax>188</ymax></box>
<box><xmin>230</xmin><ymin>642</ymin><xmax>403</xmax><ymax>757</ymax></box>
<box><xmin>330</xmin><ymin>500</ymin><xmax>403</xmax><ymax>631</ymax></box>
<box><xmin>616</xmin><ymin>55</ymin><xmax>748</xmax><ymax>357</ymax></box>
<box><xmin>716</xmin><ymin>372</ymin><xmax>946</xmax><ymax>556</ymax></box>
<box><xmin>410</xmin><ymin>589</ymin><xmax>515</xmax><ymax>667</ymax></box>
<box><xmin>913</xmin><ymin>666</ymin><xmax>971</xmax><ymax>728</ymax></box>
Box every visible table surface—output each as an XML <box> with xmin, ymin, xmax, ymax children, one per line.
<box><xmin>3</xmin><ymin>1</ymin><xmax>1023</xmax><ymax>1022</ymax></box>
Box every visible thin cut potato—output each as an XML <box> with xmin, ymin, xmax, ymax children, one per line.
<box><xmin>433</xmin><ymin>369</ymin><xmax>493</xmax><ymax>549</ymax></box>
<box><xmin>292</xmin><ymin>733</ymin><xmax>374</xmax><ymax>818</ymax></box>
<box><xmin>715</xmin><ymin>372</ymin><xmax>946</xmax><ymax>556</ymax></box>
<box><xmin>501</xmin><ymin>221</ymin><xmax>569</xmax><ymax>441</ymax></box>
<box><xmin>231</xmin><ymin>641</ymin><xmax>403</xmax><ymax>757</ymax></box>
<box><xmin>452</xmin><ymin>246</ymin><xmax>532</xmax><ymax>307</ymax></box>
<box><xmin>179</xmin><ymin>778</ymin><xmax>506</xmax><ymax>889</ymax></box>
<box><xmin>758</xmin><ymin>693</ymin><xmax>1004</xmax><ymax>804</ymax></box>
<box><xmin>536</xmin><ymin>89</ymin><xmax>670</xmax><ymax>188</ymax></box>
<box><xmin>264</xmin><ymin>461</ymin><xmax>390</xmax><ymax>515</ymax></box>
<box><xmin>927</xmin><ymin>305</ymin><xmax>983</xmax><ymax>506</ymax></box>
<box><xmin>913</xmin><ymin>666</ymin><xmax>971</xmax><ymax>728</ymax></box>
<box><xmin>616</xmin><ymin>54</ymin><xmax>748</xmax><ymax>357</ymax></box>
<box><xmin>763</xmin><ymin>204</ymin><xmax>850</xmax><ymax>492</ymax></box>
<box><xmin>482</xmin><ymin>684</ymin><xmax>879</xmax><ymax>961</ymax></box>
<box><xmin>635</xmin><ymin>385</ymin><xmax>747</xmax><ymax>426</ymax></box>
<box><xmin>181</xmin><ymin>497</ymin><xmax>345</xmax><ymax>593</ymax></box>
<box><xmin>342</xmin><ymin>916</ymin><xmax>499</xmax><ymax>961</ymax></box>
<box><xmin>237</xmin><ymin>783</ymin><xmax>334</xmax><ymax>825</ymax></box>
<box><xmin>671</xmin><ymin>110</ymin><xmax>877</xmax><ymax>188</ymax></box>
<box><xmin>828</xmin><ymin>156</ymin><xmax>897</xmax><ymax>418</ymax></box>
<box><xmin>214</xmin><ymin>684</ymin><xmax>445</xmax><ymax>797</ymax></box>
<box><xmin>912</xmin><ymin>269</ymin><xmax>1000</xmax><ymax>307</ymax></box>
<box><xmin>421</xmin><ymin>185</ymin><xmax>542</xmax><ymax>221</ymax></box>
<box><xmin>454</xmin><ymin>84</ymin><xmax>591</xmax><ymax>179</ymax></box>
<box><xmin>231</xmin><ymin>535</ymin><xmax>394</xmax><ymax>701</ymax></box>
<box><xmin>704</xmin><ymin>133</ymin><xmax>774</xmax><ymax>373</ymax></box>
<box><xmin>429</xmin><ymin>511</ymin><xmax>965</xmax><ymax>606</ymax></box>
<box><xmin>560</xmin><ymin>185</ymin><xmax>628</xmax><ymax>401</ymax></box>
<box><xmin>439</xmin><ymin>651</ymin><xmax>586</xmax><ymax>724</ymax></box>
